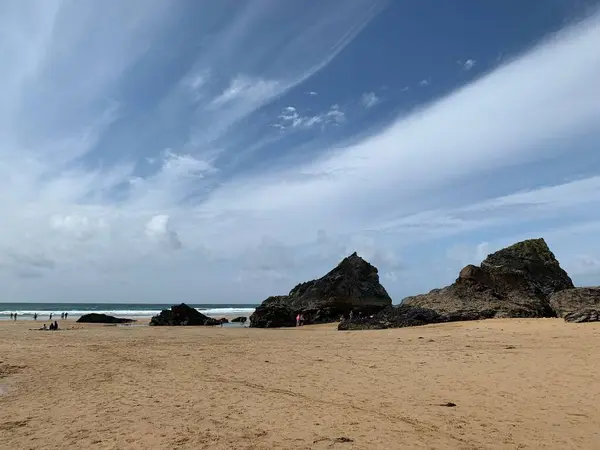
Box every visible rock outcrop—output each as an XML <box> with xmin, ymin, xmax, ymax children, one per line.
<box><xmin>338</xmin><ymin>305</ymin><xmax>497</xmax><ymax>330</ymax></box>
<box><xmin>549</xmin><ymin>287</ymin><xmax>600</xmax><ymax>318</ymax></box>
<box><xmin>340</xmin><ymin>238</ymin><xmax>575</xmax><ymax>330</ymax></box>
<box><xmin>564</xmin><ymin>309</ymin><xmax>600</xmax><ymax>323</ymax></box>
<box><xmin>150</xmin><ymin>303</ymin><xmax>220</xmax><ymax>326</ymax></box>
<box><xmin>250</xmin><ymin>253</ymin><xmax>392</xmax><ymax>328</ymax></box>
<box><xmin>231</xmin><ymin>316</ymin><xmax>247</xmax><ymax>323</ymax></box>
<box><xmin>402</xmin><ymin>238</ymin><xmax>573</xmax><ymax>319</ymax></box>
<box><xmin>76</xmin><ymin>313</ymin><xmax>135</xmax><ymax>324</ymax></box>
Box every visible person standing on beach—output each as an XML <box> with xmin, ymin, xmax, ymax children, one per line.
<box><xmin>14</xmin><ymin>312</ymin><xmax>17</xmax><ymax>321</ymax></box>
<box><xmin>10</xmin><ymin>313</ymin><xmax>13</xmax><ymax>320</ymax></box>
<box><xmin>49</xmin><ymin>313</ymin><xmax>53</xmax><ymax>321</ymax></box>
<box><xmin>296</xmin><ymin>313</ymin><xmax>301</xmax><ymax>327</ymax></box>
<box><xmin>33</xmin><ymin>313</ymin><xmax>38</xmax><ymax>321</ymax></box>
<box><xmin>61</xmin><ymin>313</ymin><xmax>64</xmax><ymax>320</ymax></box>
<box><xmin>65</xmin><ymin>312</ymin><xmax>68</xmax><ymax>320</ymax></box>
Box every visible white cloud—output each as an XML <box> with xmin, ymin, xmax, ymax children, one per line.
<box><xmin>307</xmin><ymin>91</ymin><xmax>318</xmax><ymax>96</ymax></box>
<box><xmin>361</xmin><ymin>92</ymin><xmax>380</xmax><ymax>108</ymax></box>
<box><xmin>275</xmin><ymin>104</ymin><xmax>345</xmax><ymax>131</ymax></box>
<box><xmin>463</xmin><ymin>59</ymin><xmax>476</xmax><ymax>71</ymax></box>
<box><xmin>145</xmin><ymin>215</ymin><xmax>182</xmax><ymax>250</ymax></box>
<box><xmin>419</xmin><ymin>79</ymin><xmax>430</xmax><ymax>86</ymax></box>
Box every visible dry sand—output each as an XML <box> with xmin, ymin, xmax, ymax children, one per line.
<box><xmin>0</xmin><ymin>318</ymin><xmax>599</xmax><ymax>449</ymax></box>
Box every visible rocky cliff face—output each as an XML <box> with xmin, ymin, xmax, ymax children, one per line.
<box><xmin>340</xmin><ymin>238</ymin><xmax>575</xmax><ymax>330</ymax></box>
<box><xmin>250</xmin><ymin>252</ymin><xmax>392</xmax><ymax>328</ymax></box>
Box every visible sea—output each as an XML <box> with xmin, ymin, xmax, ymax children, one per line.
<box><xmin>0</xmin><ymin>303</ymin><xmax>257</xmax><ymax>321</ymax></box>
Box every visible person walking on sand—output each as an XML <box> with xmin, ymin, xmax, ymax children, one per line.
<box><xmin>64</xmin><ymin>312</ymin><xmax>68</xmax><ymax>320</ymax></box>
<box><xmin>61</xmin><ymin>312</ymin><xmax>64</xmax><ymax>320</ymax></box>
<box><xmin>49</xmin><ymin>313</ymin><xmax>53</xmax><ymax>321</ymax></box>
<box><xmin>296</xmin><ymin>313</ymin><xmax>301</xmax><ymax>327</ymax></box>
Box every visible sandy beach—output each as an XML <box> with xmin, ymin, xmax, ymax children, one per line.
<box><xmin>1</xmin><ymin>318</ymin><xmax>599</xmax><ymax>449</ymax></box>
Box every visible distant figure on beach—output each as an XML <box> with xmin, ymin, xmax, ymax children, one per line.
<box><xmin>54</xmin><ymin>321</ymin><xmax>59</xmax><ymax>330</ymax></box>
<box><xmin>61</xmin><ymin>313</ymin><xmax>65</xmax><ymax>319</ymax></box>
<box><xmin>296</xmin><ymin>314</ymin><xmax>301</xmax><ymax>327</ymax></box>
<box><xmin>42</xmin><ymin>324</ymin><xmax>47</xmax><ymax>330</ymax></box>
<box><xmin>64</xmin><ymin>312</ymin><xmax>68</xmax><ymax>320</ymax></box>
<box><xmin>49</xmin><ymin>313</ymin><xmax>53</xmax><ymax>321</ymax></box>
<box><xmin>33</xmin><ymin>313</ymin><xmax>38</xmax><ymax>321</ymax></box>
<box><xmin>300</xmin><ymin>314</ymin><xmax>305</xmax><ymax>326</ymax></box>
<box><xmin>14</xmin><ymin>312</ymin><xmax>17</xmax><ymax>321</ymax></box>
<box><xmin>10</xmin><ymin>313</ymin><xmax>13</xmax><ymax>320</ymax></box>
<box><xmin>349</xmin><ymin>310</ymin><xmax>354</xmax><ymax>321</ymax></box>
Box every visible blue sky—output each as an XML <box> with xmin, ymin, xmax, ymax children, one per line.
<box><xmin>2</xmin><ymin>0</ymin><xmax>600</xmax><ymax>304</ymax></box>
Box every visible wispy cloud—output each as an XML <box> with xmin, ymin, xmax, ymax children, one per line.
<box><xmin>463</xmin><ymin>59</ymin><xmax>476</xmax><ymax>71</ymax></box>
<box><xmin>275</xmin><ymin>104</ymin><xmax>345</xmax><ymax>131</ymax></box>
<box><xmin>361</xmin><ymin>92</ymin><xmax>380</xmax><ymax>108</ymax></box>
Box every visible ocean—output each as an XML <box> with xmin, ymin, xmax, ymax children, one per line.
<box><xmin>0</xmin><ymin>303</ymin><xmax>257</xmax><ymax>320</ymax></box>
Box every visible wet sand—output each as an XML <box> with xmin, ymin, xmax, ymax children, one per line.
<box><xmin>1</xmin><ymin>318</ymin><xmax>599</xmax><ymax>449</ymax></box>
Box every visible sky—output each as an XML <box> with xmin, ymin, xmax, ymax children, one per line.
<box><xmin>2</xmin><ymin>0</ymin><xmax>600</xmax><ymax>304</ymax></box>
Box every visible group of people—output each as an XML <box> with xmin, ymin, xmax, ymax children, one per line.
<box><xmin>40</xmin><ymin>321</ymin><xmax>60</xmax><ymax>331</ymax></box>
<box><xmin>295</xmin><ymin>313</ymin><xmax>306</xmax><ymax>327</ymax></box>
<box><xmin>8</xmin><ymin>312</ymin><xmax>69</xmax><ymax>321</ymax></box>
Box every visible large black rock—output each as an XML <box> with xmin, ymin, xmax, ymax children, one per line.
<box><xmin>402</xmin><ymin>238</ymin><xmax>573</xmax><ymax>319</ymax></box>
<box><xmin>149</xmin><ymin>303</ymin><xmax>220</xmax><ymax>326</ymax></box>
<box><xmin>231</xmin><ymin>316</ymin><xmax>248</xmax><ymax>323</ymax></box>
<box><xmin>77</xmin><ymin>313</ymin><xmax>135</xmax><ymax>324</ymax></box>
<box><xmin>250</xmin><ymin>253</ymin><xmax>392</xmax><ymax>328</ymax></box>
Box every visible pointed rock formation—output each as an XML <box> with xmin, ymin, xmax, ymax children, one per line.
<box><xmin>340</xmin><ymin>238</ymin><xmax>574</xmax><ymax>330</ymax></box>
<box><xmin>250</xmin><ymin>252</ymin><xmax>392</xmax><ymax>328</ymax></box>
<box><xmin>402</xmin><ymin>238</ymin><xmax>573</xmax><ymax>318</ymax></box>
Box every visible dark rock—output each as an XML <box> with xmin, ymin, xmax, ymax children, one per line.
<box><xmin>564</xmin><ymin>309</ymin><xmax>600</xmax><ymax>323</ymax></box>
<box><xmin>549</xmin><ymin>287</ymin><xmax>600</xmax><ymax>317</ymax></box>
<box><xmin>231</xmin><ymin>316</ymin><xmax>247</xmax><ymax>323</ymax></box>
<box><xmin>76</xmin><ymin>313</ymin><xmax>135</xmax><ymax>324</ymax></box>
<box><xmin>217</xmin><ymin>318</ymin><xmax>229</xmax><ymax>324</ymax></box>
<box><xmin>250</xmin><ymin>253</ymin><xmax>392</xmax><ymax>328</ymax></box>
<box><xmin>337</xmin><ymin>305</ymin><xmax>496</xmax><ymax>330</ymax></box>
<box><xmin>149</xmin><ymin>303</ymin><xmax>220</xmax><ymax>326</ymax></box>
<box><xmin>402</xmin><ymin>238</ymin><xmax>573</xmax><ymax>319</ymax></box>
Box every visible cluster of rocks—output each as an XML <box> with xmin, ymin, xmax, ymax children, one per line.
<box><xmin>249</xmin><ymin>238</ymin><xmax>600</xmax><ymax>330</ymax></box>
<box><xmin>149</xmin><ymin>303</ymin><xmax>220</xmax><ymax>326</ymax></box>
